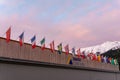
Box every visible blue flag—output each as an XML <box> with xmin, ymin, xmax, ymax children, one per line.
<box><xmin>72</xmin><ymin>47</ymin><xmax>75</xmax><ymax>56</ymax></box>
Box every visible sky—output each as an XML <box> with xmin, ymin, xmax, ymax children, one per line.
<box><xmin>0</xmin><ymin>0</ymin><xmax>120</xmax><ymax>49</ymax></box>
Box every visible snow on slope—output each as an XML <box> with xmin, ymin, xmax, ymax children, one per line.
<box><xmin>80</xmin><ymin>41</ymin><xmax>120</xmax><ymax>55</ymax></box>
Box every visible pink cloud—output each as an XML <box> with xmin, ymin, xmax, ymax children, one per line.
<box><xmin>42</xmin><ymin>22</ymin><xmax>96</xmax><ymax>48</ymax></box>
<box><xmin>0</xmin><ymin>1</ymin><xmax>120</xmax><ymax>48</ymax></box>
<box><xmin>0</xmin><ymin>11</ymin><xmax>96</xmax><ymax>48</ymax></box>
<box><xmin>76</xmin><ymin>6</ymin><xmax>120</xmax><ymax>46</ymax></box>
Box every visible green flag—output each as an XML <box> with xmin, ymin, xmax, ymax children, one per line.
<box><xmin>111</xmin><ymin>58</ymin><xmax>115</xmax><ymax>65</ymax></box>
<box><xmin>40</xmin><ymin>37</ymin><xmax>45</xmax><ymax>50</ymax></box>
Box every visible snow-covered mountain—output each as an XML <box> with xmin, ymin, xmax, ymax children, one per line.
<box><xmin>81</xmin><ymin>41</ymin><xmax>120</xmax><ymax>55</ymax></box>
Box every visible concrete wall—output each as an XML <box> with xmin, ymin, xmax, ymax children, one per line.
<box><xmin>0</xmin><ymin>38</ymin><xmax>68</xmax><ymax>64</ymax></box>
<box><xmin>73</xmin><ymin>58</ymin><xmax>119</xmax><ymax>71</ymax></box>
<box><xmin>0</xmin><ymin>62</ymin><xmax>119</xmax><ymax>80</ymax></box>
<box><xmin>0</xmin><ymin>37</ymin><xmax>119</xmax><ymax>71</ymax></box>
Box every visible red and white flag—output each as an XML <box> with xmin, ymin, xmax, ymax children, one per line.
<box><xmin>50</xmin><ymin>41</ymin><xmax>55</xmax><ymax>53</ymax></box>
<box><xmin>76</xmin><ymin>48</ymin><xmax>81</xmax><ymax>58</ymax></box>
<box><xmin>64</xmin><ymin>44</ymin><xmax>69</xmax><ymax>55</ymax></box>
<box><xmin>31</xmin><ymin>35</ymin><xmax>36</xmax><ymax>49</ymax></box>
<box><xmin>19</xmin><ymin>32</ymin><xmax>24</xmax><ymax>46</ymax></box>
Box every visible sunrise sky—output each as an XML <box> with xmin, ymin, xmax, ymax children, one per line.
<box><xmin>0</xmin><ymin>0</ymin><xmax>120</xmax><ymax>49</ymax></box>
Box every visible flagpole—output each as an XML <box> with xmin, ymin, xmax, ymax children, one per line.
<box><xmin>48</xmin><ymin>40</ymin><xmax>53</xmax><ymax>50</ymax></box>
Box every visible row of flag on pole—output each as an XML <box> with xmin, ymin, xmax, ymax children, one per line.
<box><xmin>4</xmin><ymin>27</ymin><xmax>77</xmax><ymax>55</ymax></box>
<box><xmin>4</xmin><ymin>27</ymin><xmax>118</xmax><ymax>65</ymax></box>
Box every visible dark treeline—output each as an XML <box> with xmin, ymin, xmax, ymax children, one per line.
<box><xmin>102</xmin><ymin>49</ymin><xmax>120</xmax><ymax>59</ymax></box>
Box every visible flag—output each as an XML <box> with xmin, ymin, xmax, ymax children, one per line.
<box><xmin>108</xmin><ymin>57</ymin><xmax>112</xmax><ymax>63</ymax></box>
<box><xmin>40</xmin><ymin>37</ymin><xmax>45</xmax><ymax>50</ymax></box>
<box><xmin>89</xmin><ymin>53</ymin><xmax>93</xmax><ymax>60</ymax></box>
<box><xmin>87</xmin><ymin>53</ymin><xmax>91</xmax><ymax>60</ymax></box>
<box><xmin>106</xmin><ymin>57</ymin><xmax>110</xmax><ymax>63</ymax></box>
<box><xmin>64</xmin><ymin>44</ymin><xmax>69</xmax><ymax>55</ymax></box>
<box><xmin>19</xmin><ymin>32</ymin><xmax>24</xmax><ymax>46</ymax></box>
<box><xmin>6</xmin><ymin>27</ymin><xmax>11</xmax><ymax>43</ymax></box>
<box><xmin>81</xmin><ymin>51</ymin><xmax>86</xmax><ymax>59</ymax></box>
<box><xmin>31</xmin><ymin>35</ymin><xmax>36</xmax><ymax>49</ymax></box>
<box><xmin>114</xmin><ymin>59</ymin><xmax>118</xmax><ymax>65</ymax></box>
<box><xmin>76</xmin><ymin>48</ymin><xmax>81</xmax><ymax>58</ymax></box>
<box><xmin>92</xmin><ymin>54</ymin><xmax>97</xmax><ymax>61</ymax></box>
<box><xmin>50</xmin><ymin>41</ymin><xmax>55</xmax><ymax>52</ymax></box>
<box><xmin>111</xmin><ymin>58</ymin><xmax>115</xmax><ymax>65</ymax></box>
<box><xmin>72</xmin><ymin>47</ymin><xmax>75</xmax><ymax>56</ymax></box>
<box><xmin>57</xmin><ymin>43</ymin><xmax>62</xmax><ymax>54</ymax></box>
<box><xmin>101</xmin><ymin>55</ymin><xmax>104</xmax><ymax>63</ymax></box>
<box><xmin>97</xmin><ymin>55</ymin><xmax>101</xmax><ymax>62</ymax></box>
<box><xmin>104</xmin><ymin>56</ymin><xmax>107</xmax><ymax>63</ymax></box>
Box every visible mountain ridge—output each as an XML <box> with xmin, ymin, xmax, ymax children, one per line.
<box><xmin>81</xmin><ymin>41</ymin><xmax>120</xmax><ymax>55</ymax></box>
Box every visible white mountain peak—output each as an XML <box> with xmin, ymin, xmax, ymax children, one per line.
<box><xmin>81</xmin><ymin>41</ymin><xmax>120</xmax><ymax>55</ymax></box>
